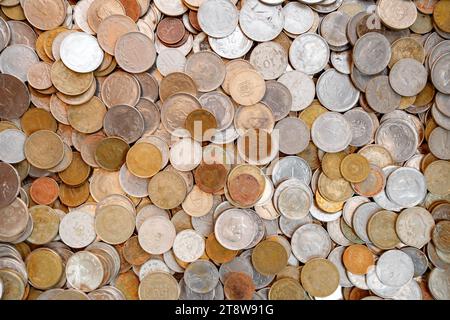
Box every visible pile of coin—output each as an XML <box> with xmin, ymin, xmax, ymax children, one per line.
<box><xmin>0</xmin><ymin>0</ymin><xmax>450</xmax><ymax>300</ymax></box>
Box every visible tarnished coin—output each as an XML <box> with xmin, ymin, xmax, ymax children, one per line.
<box><xmin>428</xmin><ymin>268</ymin><xmax>450</xmax><ymax>300</ymax></box>
<box><xmin>24</xmin><ymin>130</ymin><xmax>64</xmax><ymax>170</ymax></box>
<box><xmin>367</xmin><ymin>210</ymin><xmax>401</xmax><ymax>250</ymax></box>
<box><xmin>224</xmin><ymin>272</ymin><xmax>255</xmax><ymax>300</ymax></box>
<box><xmin>101</xmin><ymin>70</ymin><xmax>141</xmax><ymax>108</ymax></box>
<box><xmin>252</xmin><ymin>240</ymin><xmax>288</xmax><ymax>276</ymax></box>
<box><xmin>139</xmin><ymin>272</ymin><xmax>180</xmax><ymax>300</ymax></box>
<box><xmin>115</xmin><ymin>32</ymin><xmax>156</xmax><ymax>74</ymax></box>
<box><xmin>301</xmin><ymin>258</ymin><xmax>339</xmax><ymax>298</ymax></box>
<box><xmin>377</xmin><ymin>0</ymin><xmax>417</xmax><ymax>30</ymax></box>
<box><xmin>366</xmin><ymin>76</ymin><xmax>401</xmax><ymax>114</ymax></box>
<box><xmin>23</xmin><ymin>0</ymin><xmax>66</xmax><ymax>31</ymax></box>
<box><xmin>126</xmin><ymin>142</ymin><xmax>162</xmax><ymax>178</ymax></box>
<box><xmin>148</xmin><ymin>171</ymin><xmax>187</xmax><ymax>209</ymax></box>
<box><xmin>250</xmin><ymin>42</ymin><xmax>287</xmax><ymax>80</ymax></box>
<box><xmin>432</xmin><ymin>221</ymin><xmax>450</xmax><ymax>253</ymax></box>
<box><xmin>0</xmin><ymin>74</ymin><xmax>30</xmax><ymax>121</ymax></box>
<box><xmin>269</xmin><ymin>278</ymin><xmax>306</xmax><ymax>300</ymax></box>
<box><xmin>197</xmin><ymin>0</ymin><xmax>238</xmax><ymax>38</ymax></box>
<box><xmin>389</xmin><ymin>58</ymin><xmax>428</xmax><ymax>97</ymax></box>
<box><xmin>25</xmin><ymin>248</ymin><xmax>63</xmax><ymax>290</ymax></box>
<box><xmin>95</xmin><ymin>205</ymin><xmax>135</xmax><ymax>245</ymax></box>
<box><xmin>185</xmin><ymin>51</ymin><xmax>225</xmax><ymax>93</ymax></box>
<box><xmin>431</xmin><ymin>53</ymin><xmax>450</xmax><ymax>95</ymax></box>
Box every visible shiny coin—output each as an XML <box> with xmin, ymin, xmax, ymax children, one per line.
<box><xmin>396</xmin><ymin>207</ymin><xmax>435</xmax><ymax>249</ymax></box>
<box><xmin>197</xmin><ymin>0</ymin><xmax>238</xmax><ymax>38</ymax></box>
<box><xmin>60</xmin><ymin>32</ymin><xmax>104</xmax><ymax>73</ymax></box>
<box><xmin>376</xmin><ymin>250</ymin><xmax>414</xmax><ymax>287</ymax></box>
<box><xmin>386</xmin><ymin>167</ymin><xmax>427</xmax><ymax>208</ymax></box>
<box><xmin>311</xmin><ymin>112</ymin><xmax>352</xmax><ymax>153</ymax></box>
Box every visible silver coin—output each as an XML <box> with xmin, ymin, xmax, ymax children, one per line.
<box><xmin>289</xmin><ymin>33</ymin><xmax>329</xmax><ymax>75</ymax></box>
<box><xmin>179</xmin><ymin>278</ymin><xmax>215</xmax><ymax>300</ymax></box>
<box><xmin>139</xmin><ymin>260</ymin><xmax>172</xmax><ymax>281</ymax></box>
<box><xmin>353</xmin><ymin>32</ymin><xmax>391</xmax><ymax>75</ymax></box>
<box><xmin>373</xmin><ymin>166</ymin><xmax>404</xmax><ymax>212</ymax></box>
<box><xmin>261</xmin><ymin>80</ymin><xmax>292</xmax><ymax>121</ymax></box>
<box><xmin>391</xmin><ymin>279</ymin><xmax>422</xmax><ymax>300</ymax></box>
<box><xmin>250</xmin><ymin>41</ymin><xmax>287</xmax><ymax>80</ymax></box>
<box><xmin>138</xmin><ymin>216</ymin><xmax>176</xmax><ymax>254</ymax></box>
<box><xmin>327</xmin><ymin>219</ymin><xmax>352</xmax><ymax>247</ymax></box>
<box><xmin>0</xmin><ymin>129</ymin><xmax>26</xmax><ymax>164</ymax></box>
<box><xmin>118</xmin><ymin>164</ymin><xmax>149</xmax><ymax>198</ymax></box>
<box><xmin>427</xmin><ymin>242</ymin><xmax>450</xmax><ymax>269</ymax></box>
<box><xmin>136</xmin><ymin>205</ymin><xmax>169</xmax><ymax>231</ymax></box>
<box><xmin>427</xmin><ymin>40</ymin><xmax>450</xmax><ymax>71</ymax></box>
<box><xmin>239</xmin><ymin>0</ymin><xmax>284</xmax><ymax>42</ymax></box>
<box><xmin>366</xmin><ymin>266</ymin><xmax>401</xmax><ymax>298</ymax></box>
<box><xmin>310</xmin><ymin>201</ymin><xmax>342</xmax><ymax>222</ymax></box>
<box><xmin>0</xmin><ymin>17</ymin><xmax>11</xmax><ymax>52</ymax></box>
<box><xmin>350</xmin><ymin>64</ymin><xmax>388</xmax><ymax>92</ymax></box>
<box><xmin>183</xmin><ymin>259</ymin><xmax>220</xmax><ymax>294</ymax></box>
<box><xmin>316</xmin><ymin>68</ymin><xmax>360</xmax><ymax>112</ymax></box>
<box><xmin>197</xmin><ymin>0</ymin><xmax>238</xmax><ymax>38</ymax></box>
<box><xmin>428</xmin><ymin>267</ymin><xmax>450</xmax><ymax>300</ymax></box>
<box><xmin>192</xmin><ymin>208</ymin><xmax>214</xmax><ymax>238</ymax></box>
<box><xmin>291</xmin><ymin>223</ymin><xmax>331</xmax><ymax>263</ymax></box>
<box><xmin>156</xmin><ymin>49</ymin><xmax>186</xmax><ymax>77</ymax></box>
<box><xmin>386</xmin><ymin>167</ymin><xmax>427</xmax><ymax>208</ymax></box>
<box><xmin>331</xmin><ymin>50</ymin><xmax>352</xmax><ymax>74</ymax></box>
<box><xmin>271</xmin><ymin>156</ymin><xmax>312</xmax><ymax>187</ymax></box>
<box><xmin>0</xmin><ymin>44</ymin><xmax>38</xmax><ymax>82</ymax></box>
<box><xmin>328</xmin><ymin>246</ymin><xmax>353</xmax><ymax>288</ymax></box>
<box><xmin>275</xmin><ymin>118</ymin><xmax>310</xmax><ymax>155</ymax></box>
<box><xmin>184</xmin><ymin>51</ymin><xmax>226</xmax><ymax>92</ymax></box>
<box><xmin>311</xmin><ymin>112</ymin><xmax>352</xmax><ymax>153</ymax></box>
<box><xmin>208</xmin><ymin>25</ymin><xmax>253</xmax><ymax>60</ymax></box>
<box><xmin>279</xmin><ymin>214</ymin><xmax>313</xmax><ymax>238</ymax></box>
<box><xmin>275</xmin><ymin>179</ymin><xmax>313</xmax><ymax>220</ymax></box>
<box><xmin>59</xmin><ymin>210</ymin><xmax>96</xmax><ymax>249</ymax></box>
<box><xmin>199</xmin><ymin>91</ymin><xmax>234</xmax><ymax>131</ymax></box>
<box><xmin>244</xmin><ymin>210</ymin><xmax>266</xmax><ymax>249</ymax></box>
<box><xmin>282</xmin><ymin>2</ymin><xmax>314</xmax><ymax>35</ymax></box>
<box><xmin>219</xmin><ymin>256</ymin><xmax>253</xmax><ymax>284</ymax></box>
<box><xmin>400</xmin><ymin>247</ymin><xmax>429</xmax><ymax>278</ymax></box>
<box><xmin>343</xmin><ymin>108</ymin><xmax>374</xmax><ymax>147</ymax></box>
<box><xmin>342</xmin><ymin>196</ymin><xmax>370</xmax><ymax>227</ymax></box>
<box><xmin>60</xmin><ymin>32</ymin><xmax>104</xmax><ymax>73</ymax></box>
<box><xmin>163</xmin><ymin>250</ymin><xmax>184</xmax><ymax>274</ymax></box>
<box><xmin>376</xmin><ymin>250</ymin><xmax>414</xmax><ymax>288</ymax></box>
<box><xmin>278</xmin><ymin>70</ymin><xmax>315</xmax><ymax>111</ymax></box>
<box><xmin>240</xmin><ymin>250</ymin><xmax>275</xmax><ymax>289</ymax></box>
<box><xmin>436</xmin><ymin>92</ymin><xmax>450</xmax><ymax>117</ymax></box>
<box><xmin>352</xmin><ymin>202</ymin><xmax>382</xmax><ymax>244</ymax></box>
<box><xmin>173</xmin><ymin>229</ymin><xmax>205</xmax><ymax>263</ymax></box>
<box><xmin>389</xmin><ymin>58</ymin><xmax>428</xmax><ymax>97</ymax></box>
<box><xmin>366</xmin><ymin>75</ymin><xmax>402</xmax><ymax>114</ymax></box>
<box><xmin>320</xmin><ymin>11</ymin><xmax>350</xmax><ymax>48</ymax></box>
<box><xmin>431</xmin><ymin>52</ymin><xmax>450</xmax><ymax>94</ymax></box>
<box><xmin>429</xmin><ymin>127</ymin><xmax>450</xmax><ymax>160</ymax></box>
<box><xmin>66</xmin><ymin>251</ymin><xmax>104</xmax><ymax>292</ymax></box>
<box><xmin>214</xmin><ymin>209</ymin><xmax>256</xmax><ymax>251</ymax></box>
<box><xmin>375</xmin><ymin>119</ymin><xmax>418</xmax><ymax>163</ymax></box>
<box><xmin>310</xmin><ymin>0</ymin><xmax>344</xmax><ymax>13</ymax></box>
<box><xmin>432</xmin><ymin>103</ymin><xmax>450</xmax><ymax>131</ymax></box>
<box><xmin>396</xmin><ymin>207</ymin><xmax>435</xmax><ymax>249</ymax></box>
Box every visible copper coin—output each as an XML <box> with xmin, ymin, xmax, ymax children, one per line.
<box><xmin>194</xmin><ymin>163</ymin><xmax>228</xmax><ymax>194</ymax></box>
<box><xmin>228</xmin><ymin>173</ymin><xmax>261</xmax><ymax>207</ymax></box>
<box><xmin>23</xmin><ymin>0</ymin><xmax>66</xmax><ymax>31</ymax></box>
<box><xmin>185</xmin><ymin>109</ymin><xmax>217</xmax><ymax>142</ymax></box>
<box><xmin>0</xmin><ymin>74</ymin><xmax>30</xmax><ymax>120</ymax></box>
<box><xmin>223</xmin><ymin>272</ymin><xmax>255</xmax><ymax>300</ymax></box>
<box><xmin>58</xmin><ymin>182</ymin><xmax>90</xmax><ymax>207</ymax></box>
<box><xmin>101</xmin><ymin>70</ymin><xmax>141</xmax><ymax>108</ymax></box>
<box><xmin>205</xmin><ymin>233</ymin><xmax>238</xmax><ymax>264</ymax></box>
<box><xmin>30</xmin><ymin>177</ymin><xmax>59</xmax><ymax>206</ymax></box>
<box><xmin>97</xmin><ymin>14</ymin><xmax>138</xmax><ymax>55</ymax></box>
<box><xmin>87</xmin><ymin>0</ymin><xmax>126</xmax><ymax>34</ymax></box>
<box><xmin>24</xmin><ymin>130</ymin><xmax>64</xmax><ymax>170</ymax></box>
<box><xmin>157</xmin><ymin>18</ymin><xmax>185</xmax><ymax>45</ymax></box>
<box><xmin>342</xmin><ymin>244</ymin><xmax>374</xmax><ymax>275</ymax></box>
<box><xmin>159</xmin><ymin>72</ymin><xmax>197</xmax><ymax>102</ymax></box>
<box><xmin>103</xmin><ymin>105</ymin><xmax>144</xmax><ymax>144</ymax></box>
<box><xmin>58</xmin><ymin>151</ymin><xmax>91</xmax><ymax>186</ymax></box>
<box><xmin>27</xmin><ymin>62</ymin><xmax>52</xmax><ymax>91</ymax></box>
<box><xmin>123</xmin><ymin>236</ymin><xmax>151</xmax><ymax>266</ymax></box>
<box><xmin>115</xmin><ymin>32</ymin><xmax>156</xmax><ymax>74</ymax></box>
<box><xmin>0</xmin><ymin>162</ymin><xmax>20</xmax><ymax>208</ymax></box>
<box><xmin>95</xmin><ymin>137</ymin><xmax>130</xmax><ymax>171</ymax></box>
<box><xmin>119</xmin><ymin>0</ymin><xmax>141</xmax><ymax>22</ymax></box>
<box><xmin>188</xmin><ymin>10</ymin><xmax>202</xmax><ymax>32</ymax></box>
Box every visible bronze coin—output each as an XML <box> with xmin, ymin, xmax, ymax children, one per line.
<box><xmin>103</xmin><ymin>105</ymin><xmax>145</xmax><ymax>144</ymax></box>
<box><xmin>156</xmin><ymin>18</ymin><xmax>185</xmax><ymax>45</ymax></box>
<box><xmin>185</xmin><ymin>109</ymin><xmax>217</xmax><ymax>142</ymax></box>
<box><xmin>194</xmin><ymin>162</ymin><xmax>228</xmax><ymax>194</ymax></box>
<box><xmin>123</xmin><ymin>236</ymin><xmax>151</xmax><ymax>266</ymax></box>
<box><xmin>188</xmin><ymin>10</ymin><xmax>202</xmax><ymax>32</ymax></box>
<box><xmin>0</xmin><ymin>162</ymin><xmax>20</xmax><ymax>208</ymax></box>
<box><xmin>58</xmin><ymin>152</ymin><xmax>91</xmax><ymax>186</ymax></box>
<box><xmin>30</xmin><ymin>177</ymin><xmax>59</xmax><ymax>206</ymax></box>
<box><xmin>20</xmin><ymin>108</ymin><xmax>57</xmax><ymax>136</ymax></box>
<box><xmin>58</xmin><ymin>182</ymin><xmax>90</xmax><ymax>207</ymax></box>
<box><xmin>228</xmin><ymin>173</ymin><xmax>261</xmax><ymax>207</ymax></box>
<box><xmin>0</xmin><ymin>74</ymin><xmax>30</xmax><ymax>120</ymax></box>
<box><xmin>119</xmin><ymin>0</ymin><xmax>141</xmax><ymax>22</ymax></box>
<box><xmin>95</xmin><ymin>137</ymin><xmax>130</xmax><ymax>171</ymax></box>
<box><xmin>223</xmin><ymin>272</ymin><xmax>255</xmax><ymax>300</ymax></box>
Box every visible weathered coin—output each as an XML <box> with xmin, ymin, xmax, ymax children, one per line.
<box><xmin>23</xmin><ymin>0</ymin><xmax>66</xmax><ymax>31</ymax></box>
<box><xmin>353</xmin><ymin>32</ymin><xmax>391</xmax><ymax>75</ymax></box>
<box><xmin>301</xmin><ymin>258</ymin><xmax>339</xmax><ymax>298</ymax></box>
<box><xmin>365</xmin><ymin>75</ymin><xmax>401</xmax><ymax>114</ymax></box>
<box><xmin>377</xmin><ymin>0</ymin><xmax>417</xmax><ymax>30</ymax></box>
<box><xmin>389</xmin><ymin>58</ymin><xmax>428</xmax><ymax>97</ymax></box>
<box><xmin>431</xmin><ymin>53</ymin><xmax>450</xmax><ymax>94</ymax></box>
<box><xmin>252</xmin><ymin>240</ymin><xmax>288</xmax><ymax>276</ymax></box>
<box><xmin>223</xmin><ymin>271</ymin><xmax>255</xmax><ymax>300</ymax></box>
<box><xmin>185</xmin><ymin>51</ymin><xmax>225</xmax><ymax>93</ymax></box>
<box><xmin>24</xmin><ymin>130</ymin><xmax>64</xmax><ymax>170</ymax></box>
<box><xmin>161</xmin><ymin>93</ymin><xmax>201</xmax><ymax>137</ymax></box>
<box><xmin>376</xmin><ymin>250</ymin><xmax>414</xmax><ymax>288</ymax></box>
<box><xmin>148</xmin><ymin>171</ymin><xmax>187</xmax><ymax>209</ymax></box>
<box><xmin>205</xmin><ymin>233</ymin><xmax>238</xmax><ymax>265</ymax></box>
<box><xmin>67</xmin><ymin>97</ymin><xmax>106</xmax><ymax>134</ymax></box>
<box><xmin>103</xmin><ymin>105</ymin><xmax>144</xmax><ymax>143</ymax></box>
<box><xmin>101</xmin><ymin>70</ymin><xmax>141</xmax><ymax>108</ymax></box>
<box><xmin>0</xmin><ymin>74</ymin><xmax>30</xmax><ymax>121</ymax></box>
<box><xmin>138</xmin><ymin>216</ymin><xmax>176</xmax><ymax>255</ymax></box>
<box><xmin>342</xmin><ymin>245</ymin><xmax>374</xmax><ymax>275</ymax></box>
<box><xmin>261</xmin><ymin>81</ymin><xmax>292</xmax><ymax>122</ymax></box>
<box><xmin>25</xmin><ymin>248</ymin><xmax>63</xmax><ymax>290</ymax></box>
<box><xmin>340</xmin><ymin>154</ymin><xmax>370</xmax><ymax>183</ymax></box>
<box><xmin>275</xmin><ymin>118</ymin><xmax>310</xmax><ymax>155</ymax></box>
<box><xmin>433</xmin><ymin>0</ymin><xmax>450</xmax><ymax>33</ymax></box>
<box><xmin>182</xmin><ymin>185</ymin><xmax>213</xmax><ymax>218</ymax></box>
<box><xmin>156</xmin><ymin>17</ymin><xmax>185</xmax><ymax>45</ymax></box>
<box><xmin>386</xmin><ymin>167</ymin><xmax>427</xmax><ymax>208</ymax></box>
<box><xmin>60</xmin><ymin>32</ymin><xmax>104</xmax><ymax>73</ymax></box>
<box><xmin>282</xmin><ymin>2</ymin><xmax>314</xmax><ymax>35</ymax></box>
<box><xmin>367</xmin><ymin>210</ymin><xmax>401</xmax><ymax>250</ymax></box>
<box><xmin>433</xmin><ymin>221</ymin><xmax>450</xmax><ymax>253</ymax></box>
<box><xmin>239</xmin><ymin>0</ymin><xmax>284</xmax><ymax>42</ymax></box>
<box><xmin>428</xmin><ymin>268</ymin><xmax>450</xmax><ymax>300</ymax></box>
<box><xmin>291</xmin><ymin>223</ymin><xmax>331</xmax><ymax>263</ymax></box>
<box><xmin>289</xmin><ymin>33</ymin><xmax>329</xmax><ymax>75</ymax></box>
<box><xmin>429</xmin><ymin>127</ymin><xmax>450</xmax><ymax>160</ymax></box>
<box><xmin>396</xmin><ymin>207</ymin><xmax>435</xmax><ymax>249</ymax></box>
<box><xmin>311</xmin><ymin>112</ymin><xmax>352</xmax><ymax>153</ymax></box>
<box><xmin>115</xmin><ymin>32</ymin><xmax>156</xmax><ymax>73</ymax></box>
<box><xmin>250</xmin><ymin>41</ymin><xmax>287</xmax><ymax>80</ymax></box>
<box><xmin>343</xmin><ymin>107</ymin><xmax>374</xmax><ymax>146</ymax></box>
<box><xmin>229</xmin><ymin>69</ymin><xmax>266</xmax><ymax>106</ymax></box>
<box><xmin>424</xmin><ymin>160</ymin><xmax>450</xmax><ymax>196</ymax></box>
<box><xmin>97</xmin><ymin>14</ymin><xmax>138</xmax><ymax>55</ymax></box>
<box><xmin>139</xmin><ymin>272</ymin><xmax>180</xmax><ymax>300</ymax></box>
<box><xmin>94</xmin><ymin>137</ymin><xmax>129</xmax><ymax>171</ymax></box>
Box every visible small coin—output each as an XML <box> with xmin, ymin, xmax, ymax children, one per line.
<box><xmin>311</xmin><ymin>112</ymin><xmax>352</xmax><ymax>153</ymax></box>
<box><xmin>340</xmin><ymin>154</ymin><xmax>370</xmax><ymax>183</ymax></box>
<box><xmin>29</xmin><ymin>177</ymin><xmax>59</xmax><ymax>206</ymax></box>
<box><xmin>25</xmin><ymin>248</ymin><xmax>63</xmax><ymax>290</ymax></box>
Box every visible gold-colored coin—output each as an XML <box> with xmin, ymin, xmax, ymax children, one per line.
<box><xmin>27</xmin><ymin>205</ymin><xmax>60</xmax><ymax>245</ymax></box>
<box><xmin>94</xmin><ymin>137</ymin><xmax>130</xmax><ymax>171</ymax></box>
<box><xmin>20</xmin><ymin>108</ymin><xmax>57</xmax><ymax>135</ymax></box>
<box><xmin>229</xmin><ymin>69</ymin><xmax>266</xmax><ymax>106</ymax></box>
<box><xmin>322</xmin><ymin>151</ymin><xmax>346</xmax><ymax>179</ymax></box>
<box><xmin>301</xmin><ymin>258</ymin><xmax>339</xmax><ymax>298</ymax></box>
<box><xmin>421</xmin><ymin>153</ymin><xmax>438</xmax><ymax>172</ymax></box>
<box><xmin>59</xmin><ymin>182</ymin><xmax>90</xmax><ymax>207</ymax></box>
<box><xmin>185</xmin><ymin>109</ymin><xmax>217</xmax><ymax>142</ymax></box>
<box><xmin>123</xmin><ymin>236</ymin><xmax>151</xmax><ymax>266</ymax></box>
<box><xmin>227</xmin><ymin>164</ymin><xmax>266</xmax><ymax>208</ymax></box>
<box><xmin>297</xmin><ymin>142</ymin><xmax>320</xmax><ymax>170</ymax></box>
<box><xmin>52</xmin><ymin>289</ymin><xmax>89</xmax><ymax>300</ymax></box>
<box><xmin>95</xmin><ymin>205</ymin><xmax>135</xmax><ymax>245</ymax></box>
<box><xmin>67</xmin><ymin>96</ymin><xmax>106</xmax><ymax>133</ymax></box>
<box><xmin>252</xmin><ymin>240</ymin><xmax>288</xmax><ymax>276</ymax></box>
<box><xmin>399</xmin><ymin>95</ymin><xmax>417</xmax><ymax>109</ymax></box>
<box><xmin>434</xmin><ymin>0</ymin><xmax>450</xmax><ymax>33</ymax></box>
<box><xmin>139</xmin><ymin>272</ymin><xmax>180</xmax><ymax>300</ymax></box>
<box><xmin>94</xmin><ymin>58</ymin><xmax>117</xmax><ymax>77</ymax></box>
<box><xmin>276</xmin><ymin>265</ymin><xmax>302</xmax><ymax>282</ymax></box>
<box><xmin>35</xmin><ymin>31</ymin><xmax>52</xmax><ymax>63</ymax></box>
<box><xmin>425</xmin><ymin>118</ymin><xmax>438</xmax><ymax>142</ymax></box>
<box><xmin>315</xmin><ymin>190</ymin><xmax>344</xmax><ymax>213</ymax></box>
<box><xmin>1</xmin><ymin>5</ymin><xmax>26</xmax><ymax>21</ymax></box>
<box><xmin>424</xmin><ymin>160</ymin><xmax>450</xmax><ymax>196</ymax></box>
<box><xmin>367</xmin><ymin>210</ymin><xmax>401</xmax><ymax>250</ymax></box>
<box><xmin>410</xmin><ymin>12</ymin><xmax>434</xmax><ymax>34</ymax></box>
<box><xmin>56</xmin><ymin>79</ymin><xmax>97</xmax><ymax>106</ymax></box>
<box><xmin>126</xmin><ymin>142</ymin><xmax>162</xmax><ymax>178</ymax></box>
<box><xmin>58</xmin><ymin>151</ymin><xmax>91</xmax><ymax>186</ymax></box>
<box><xmin>318</xmin><ymin>173</ymin><xmax>354</xmax><ymax>202</ymax></box>
<box><xmin>388</xmin><ymin>37</ymin><xmax>425</xmax><ymax>68</ymax></box>
<box><xmin>43</xmin><ymin>27</ymin><xmax>67</xmax><ymax>61</ymax></box>
<box><xmin>352</xmin><ymin>164</ymin><xmax>385</xmax><ymax>197</ymax></box>
<box><xmin>24</xmin><ymin>130</ymin><xmax>64</xmax><ymax>169</ymax></box>
<box><xmin>269</xmin><ymin>278</ymin><xmax>306</xmax><ymax>300</ymax></box>
<box><xmin>25</xmin><ymin>248</ymin><xmax>63</xmax><ymax>290</ymax></box>
<box><xmin>148</xmin><ymin>171</ymin><xmax>187</xmax><ymax>209</ymax></box>
<box><xmin>0</xmin><ymin>269</ymin><xmax>26</xmax><ymax>300</ymax></box>
<box><xmin>159</xmin><ymin>72</ymin><xmax>197</xmax><ymax>102</ymax></box>
<box><xmin>299</xmin><ymin>101</ymin><xmax>328</xmax><ymax>128</ymax></box>
<box><xmin>414</xmin><ymin>82</ymin><xmax>435</xmax><ymax>107</ymax></box>
<box><xmin>50</xmin><ymin>60</ymin><xmax>94</xmax><ymax>96</ymax></box>
<box><xmin>0</xmin><ymin>120</ymin><xmax>19</xmax><ymax>132</ymax></box>
<box><xmin>113</xmin><ymin>270</ymin><xmax>139</xmax><ymax>300</ymax></box>
<box><xmin>205</xmin><ymin>233</ymin><xmax>238</xmax><ymax>264</ymax></box>
<box><xmin>14</xmin><ymin>242</ymin><xmax>31</xmax><ymax>261</ymax></box>
<box><xmin>340</xmin><ymin>153</ymin><xmax>370</xmax><ymax>183</ymax></box>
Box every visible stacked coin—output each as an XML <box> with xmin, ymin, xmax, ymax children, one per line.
<box><xmin>1</xmin><ymin>0</ymin><xmax>450</xmax><ymax>301</ymax></box>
